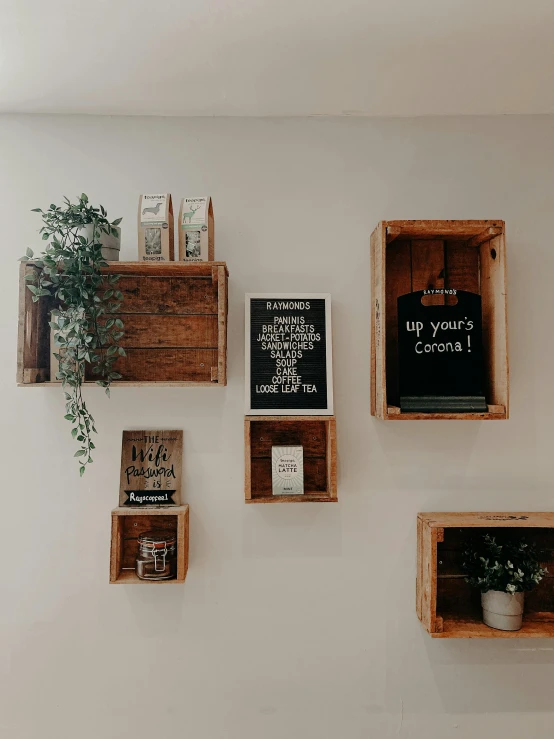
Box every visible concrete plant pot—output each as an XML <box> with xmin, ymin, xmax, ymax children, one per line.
<box><xmin>481</xmin><ymin>590</ymin><xmax>524</xmax><ymax>631</ymax></box>
<box><xmin>75</xmin><ymin>223</ymin><xmax>120</xmax><ymax>261</ymax></box>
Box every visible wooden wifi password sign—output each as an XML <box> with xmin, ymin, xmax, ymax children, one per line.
<box><xmin>119</xmin><ymin>430</ymin><xmax>183</xmax><ymax>506</ymax></box>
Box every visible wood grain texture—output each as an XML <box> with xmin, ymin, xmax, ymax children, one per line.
<box><xmin>480</xmin><ymin>233</ymin><xmax>509</xmax><ymax>414</ymax></box>
<box><xmin>112</xmin><ymin>314</ymin><xmax>218</xmax><ymax>348</ymax></box>
<box><xmin>385</xmin><ymin>241</ymin><xmax>411</xmax><ymax>405</ymax></box>
<box><xmin>370</xmin><ymin>221</ymin><xmax>508</xmax><ymax>420</ymax></box>
<box><xmin>18</xmin><ymin>262</ymin><xmax>228</xmax><ymax>386</ymax></box>
<box><xmin>383</xmin><ymin>220</ymin><xmax>504</xmax><ymax>240</ymax></box>
<box><xmin>118</xmin><ymin>430</ymin><xmax>183</xmax><ymax>506</ymax></box>
<box><xmin>411</xmin><ymin>240</ymin><xmax>445</xmax><ymax>304</ymax></box>
<box><xmin>110</xmin><ymin>505</ymin><xmax>189</xmax><ymax>584</ymax></box>
<box><xmin>109</xmin><ymin>348</ymin><xmax>217</xmax><ymax>382</ymax></box>
<box><xmin>417</xmin><ymin>512</ymin><xmax>554</xmax><ymax>638</ymax></box>
<box><xmin>385</xmin><ymin>406</ymin><xmax>507</xmax><ymax>421</ymax></box>
<box><xmin>244</xmin><ymin>416</ymin><xmax>337</xmax><ymax>504</ymax></box>
<box><xmin>370</xmin><ymin>223</ymin><xmax>387</xmax><ymax>418</ymax></box>
<box><xmin>115</xmin><ymin>275</ymin><xmax>217</xmax><ymax>314</ymax></box>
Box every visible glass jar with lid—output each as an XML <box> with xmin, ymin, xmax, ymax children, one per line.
<box><xmin>136</xmin><ymin>529</ymin><xmax>177</xmax><ymax>581</ymax></box>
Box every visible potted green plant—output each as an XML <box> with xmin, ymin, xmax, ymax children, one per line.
<box><xmin>20</xmin><ymin>193</ymin><xmax>125</xmax><ymax>475</ymax></box>
<box><xmin>462</xmin><ymin>533</ymin><xmax>548</xmax><ymax>631</ymax></box>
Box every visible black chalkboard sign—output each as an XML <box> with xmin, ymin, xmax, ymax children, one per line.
<box><xmin>397</xmin><ymin>289</ymin><xmax>487</xmax><ymax>412</ymax></box>
<box><xmin>245</xmin><ymin>294</ymin><xmax>333</xmax><ymax>414</ymax></box>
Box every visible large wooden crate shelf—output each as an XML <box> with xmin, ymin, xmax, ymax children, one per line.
<box><xmin>417</xmin><ymin>512</ymin><xmax>554</xmax><ymax>638</ymax></box>
<box><xmin>244</xmin><ymin>416</ymin><xmax>337</xmax><ymax>503</ymax></box>
<box><xmin>17</xmin><ymin>261</ymin><xmax>228</xmax><ymax>387</ymax></box>
<box><xmin>370</xmin><ymin>220</ymin><xmax>508</xmax><ymax>420</ymax></box>
<box><xmin>110</xmin><ymin>505</ymin><xmax>189</xmax><ymax>584</ymax></box>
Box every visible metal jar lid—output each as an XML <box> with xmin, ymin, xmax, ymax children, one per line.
<box><xmin>138</xmin><ymin>529</ymin><xmax>177</xmax><ymax>548</ymax></box>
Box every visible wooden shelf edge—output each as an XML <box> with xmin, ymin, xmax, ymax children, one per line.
<box><xmin>385</xmin><ymin>405</ymin><xmax>507</xmax><ymax>421</ymax></box>
<box><xmin>110</xmin><ymin>569</ymin><xmax>186</xmax><ymax>584</ymax></box>
<box><xmin>246</xmin><ymin>496</ymin><xmax>338</xmax><ymax>504</ymax></box>
<box><xmin>428</xmin><ymin>616</ymin><xmax>554</xmax><ymax>639</ymax></box>
<box><xmin>19</xmin><ymin>381</ymin><xmax>226</xmax><ymax>388</ymax></box>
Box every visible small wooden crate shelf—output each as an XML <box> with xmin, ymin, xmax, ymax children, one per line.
<box><xmin>110</xmin><ymin>505</ymin><xmax>189</xmax><ymax>584</ymax></box>
<box><xmin>370</xmin><ymin>220</ymin><xmax>508</xmax><ymax>420</ymax></box>
<box><xmin>417</xmin><ymin>512</ymin><xmax>554</xmax><ymax>638</ymax></box>
<box><xmin>244</xmin><ymin>416</ymin><xmax>337</xmax><ymax>503</ymax></box>
<box><xmin>17</xmin><ymin>261</ymin><xmax>228</xmax><ymax>386</ymax></box>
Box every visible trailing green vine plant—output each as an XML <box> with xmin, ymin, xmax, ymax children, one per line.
<box><xmin>20</xmin><ymin>194</ymin><xmax>125</xmax><ymax>475</ymax></box>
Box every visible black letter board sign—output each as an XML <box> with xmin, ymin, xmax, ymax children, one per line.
<box><xmin>397</xmin><ymin>290</ymin><xmax>487</xmax><ymax>413</ymax></box>
<box><xmin>245</xmin><ymin>294</ymin><xmax>333</xmax><ymax>415</ymax></box>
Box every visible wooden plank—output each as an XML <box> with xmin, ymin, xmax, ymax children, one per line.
<box><xmin>434</xmin><ymin>617</ymin><xmax>554</xmax><ymax>638</ymax></box>
<box><xmin>418</xmin><ymin>518</ymin><xmax>439</xmax><ymax>633</ymax></box>
<box><xmin>386</xmin><ymin>226</ymin><xmax>402</xmax><ymax>243</ymax></box>
<box><xmin>114</xmin><ymin>275</ymin><xmax>217</xmax><ymax>314</ymax></box>
<box><xmin>176</xmin><ymin>507</ymin><xmax>189</xmax><ymax>582</ymax></box>
<box><xmin>384</xmin><ymin>220</ymin><xmax>504</xmax><ymax>240</ymax></box>
<box><xmin>386</xmin><ymin>406</ymin><xmax>507</xmax><ymax>421</ymax></box>
<box><xmin>111</xmin><ymin>314</ymin><xmax>217</xmax><ymax>348</ymax></box>
<box><xmin>419</xmin><ymin>512</ymin><xmax>554</xmax><ymax>528</ymax></box>
<box><xmin>370</xmin><ymin>223</ymin><xmax>387</xmax><ymax>418</ymax></box>
<box><xmin>16</xmin><ymin>263</ymin><xmax>27</xmax><ymax>384</ymax></box>
<box><xmin>466</xmin><ymin>227</ymin><xmax>503</xmax><ymax>248</ymax></box>
<box><xmin>246</xmin><ymin>495</ymin><xmax>337</xmax><ymax>504</ymax></box>
<box><xmin>91</xmin><ymin>349</ymin><xmax>218</xmax><ymax>383</ymax></box>
<box><xmin>102</xmin><ymin>261</ymin><xmax>228</xmax><ymax>277</ymax></box>
<box><xmin>327</xmin><ymin>417</ymin><xmax>337</xmax><ymax>500</ymax></box>
<box><xmin>217</xmin><ymin>266</ymin><xmax>227</xmax><ymax>385</ymax></box>
<box><xmin>244</xmin><ymin>419</ymin><xmax>252</xmax><ymax>500</ymax></box>
<box><xmin>385</xmin><ymin>241</ymin><xmax>411</xmax><ymax>405</ymax></box>
<box><xmin>370</xmin><ymin>231</ymin><xmax>376</xmax><ymax>417</ymax></box>
<box><xmin>109</xmin><ymin>513</ymin><xmax>122</xmax><ymax>583</ymax></box>
<box><xmin>249</xmin><ymin>420</ymin><xmax>328</xmax><ymax>457</ymax></box>
<box><xmin>480</xmin><ymin>232</ymin><xmax>509</xmax><ymax>414</ymax></box>
<box><xmin>445</xmin><ymin>241</ymin><xmax>480</xmax><ymax>294</ymax></box>
<box><xmin>411</xmin><ymin>239</ymin><xmax>445</xmax><ymax>305</ymax></box>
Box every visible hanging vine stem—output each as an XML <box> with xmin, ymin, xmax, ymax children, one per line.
<box><xmin>20</xmin><ymin>194</ymin><xmax>125</xmax><ymax>475</ymax></box>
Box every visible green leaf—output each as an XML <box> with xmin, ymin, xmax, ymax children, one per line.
<box><xmin>80</xmin><ymin>193</ymin><xmax>89</xmax><ymax>203</ymax></box>
<box><xmin>74</xmin><ymin>449</ymin><xmax>86</xmax><ymax>457</ymax></box>
<box><xmin>112</xmin><ymin>217</ymin><xmax>122</xmax><ymax>226</ymax></box>
<box><xmin>80</xmin><ymin>465</ymin><xmax>86</xmax><ymax>477</ymax></box>
<box><xmin>64</xmin><ymin>414</ymin><xmax>76</xmax><ymax>421</ymax></box>
<box><xmin>26</xmin><ymin>247</ymin><xmax>34</xmax><ymax>257</ymax></box>
<box><xmin>31</xmin><ymin>208</ymin><xmax>42</xmax><ymax>212</ymax></box>
<box><xmin>42</xmin><ymin>232</ymin><xmax>50</xmax><ymax>240</ymax></box>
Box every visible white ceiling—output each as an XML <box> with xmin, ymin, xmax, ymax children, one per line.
<box><xmin>1</xmin><ymin>0</ymin><xmax>554</xmax><ymax>117</ymax></box>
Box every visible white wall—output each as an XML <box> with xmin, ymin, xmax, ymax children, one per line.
<box><xmin>2</xmin><ymin>114</ymin><xmax>554</xmax><ymax>739</ymax></box>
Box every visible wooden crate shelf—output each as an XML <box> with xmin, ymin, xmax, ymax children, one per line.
<box><xmin>417</xmin><ymin>512</ymin><xmax>554</xmax><ymax>638</ymax></box>
<box><xmin>370</xmin><ymin>220</ymin><xmax>508</xmax><ymax>420</ymax></box>
<box><xmin>17</xmin><ymin>261</ymin><xmax>228</xmax><ymax>387</ymax></box>
<box><xmin>110</xmin><ymin>505</ymin><xmax>189</xmax><ymax>584</ymax></box>
<box><xmin>244</xmin><ymin>416</ymin><xmax>337</xmax><ymax>503</ymax></box>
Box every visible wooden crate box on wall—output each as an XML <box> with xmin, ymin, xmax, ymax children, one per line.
<box><xmin>17</xmin><ymin>261</ymin><xmax>228</xmax><ymax>386</ymax></box>
<box><xmin>417</xmin><ymin>512</ymin><xmax>554</xmax><ymax>638</ymax></box>
<box><xmin>370</xmin><ymin>220</ymin><xmax>508</xmax><ymax>420</ymax></box>
<box><xmin>244</xmin><ymin>416</ymin><xmax>337</xmax><ymax>503</ymax></box>
<box><xmin>110</xmin><ymin>505</ymin><xmax>189</xmax><ymax>584</ymax></box>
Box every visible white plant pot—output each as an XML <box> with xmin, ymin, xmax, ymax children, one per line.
<box><xmin>74</xmin><ymin>223</ymin><xmax>120</xmax><ymax>261</ymax></box>
<box><xmin>481</xmin><ymin>590</ymin><xmax>524</xmax><ymax>631</ymax></box>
